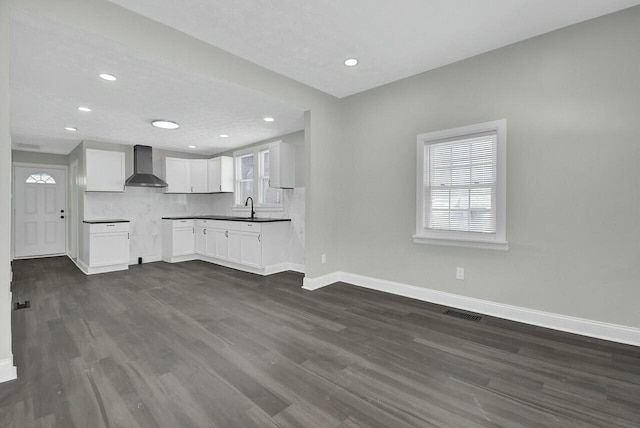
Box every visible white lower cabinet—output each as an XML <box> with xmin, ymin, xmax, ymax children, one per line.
<box><xmin>240</xmin><ymin>232</ymin><xmax>261</xmax><ymax>268</ymax></box>
<box><xmin>195</xmin><ymin>226</ymin><xmax>206</xmax><ymax>255</ymax></box>
<box><xmin>81</xmin><ymin>221</ymin><xmax>130</xmax><ymax>274</ymax></box>
<box><xmin>214</xmin><ymin>229</ymin><xmax>228</xmax><ymax>259</ymax></box>
<box><xmin>162</xmin><ymin>219</ymin><xmax>196</xmax><ymax>262</ymax></box>
<box><xmin>162</xmin><ymin>218</ymin><xmax>290</xmax><ymax>274</ymax></box>
<box><xmin>228</xmin><ymin>230</ymin><xmax>241</xmax><ymax>264</ymax></box>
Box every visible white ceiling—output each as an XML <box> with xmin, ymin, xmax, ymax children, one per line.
<box><xmin>109</xmin><ymin>0</ymin><xmax>640</xmax><ymax>98</ymax></box>
<box><xmin>11</xmin><ymin>12</ymin><xmax>305</xmax><ymax>155</ymax></box>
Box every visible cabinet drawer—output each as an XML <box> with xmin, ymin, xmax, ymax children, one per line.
<box><xmin>213</xmin><ymin>220</ymin><xmax>241</xmax><ymax>231</ymax></box>
<box><xmin>241</xmin><ymin>222</ymin><xmax>262</xmax><ymax>232</ymax></box>
<box><xmin>89</xmin><ymin>223</ymin><xmax>129</xmax><ymax>234</ymax></box>
<box><xmin>172</xmin><ymin>219</ymin><xmax>194</xmax><ymax>228</ymax></box>
<box><xmin>195</xmin><ymin>219</ymin><xmax>211</xmax><ymax>228</ymax></box>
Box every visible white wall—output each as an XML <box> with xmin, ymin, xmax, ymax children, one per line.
<box><xmin>339</xmin><ymin>7</ymin><xmax>640</xmax><ymax>328</ymax></box>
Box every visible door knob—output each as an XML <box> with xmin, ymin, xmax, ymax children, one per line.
<box><xmin>60</xmin><ymin>216</ymin><xmax>65</xmax><ymax>219</ymax></box>
<box><xmin>60</xmin><ymin>209</ymin><xmax>65</xmax><ymax>213</ymax></box>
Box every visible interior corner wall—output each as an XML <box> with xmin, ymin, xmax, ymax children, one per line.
<box><xmin>0</xmin><ymin>0</ymin><xmax>15</xmax><ymax>374</ymax></box>
<box><xmin>339</xmin><ymin>7</ymin><xmax>640</xmax><ymax>328</ymax></box>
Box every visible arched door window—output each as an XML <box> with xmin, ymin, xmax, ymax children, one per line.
<box><xmin>25</xmin><ymin>172</ymin><xmax>56</xmax><ymax>184</ymax></box>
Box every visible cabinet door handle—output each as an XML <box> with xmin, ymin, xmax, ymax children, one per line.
<box><xmin>258</xmin><ymin>234</ymin><xmax>261</xmax><ymax>242</ymax></box>
<box><xmin>204</xmin><ymin>229</ymin><xmax>207</xmax><ymax>235</ymax></box>
<box><xmin>219</xmin><ymin>185</ymin><xmax>222</xmax><ymax>191</ymax></box>
<box><xmin>127</xmin><ymin>233</ymin><xmax>130</xmax><ymax>239</ymax></box>
<box><xmin>193</xmin><ymin>228</ymin><xmax>195</xmax><ymax>234</ymax></box>
<box><xmin>225</xmin><ymin>231</ymin><xmax>228</xmax><ymax>238</ymax></box>
<box><xmin>191</xmin><ymin>186</ymin><xmax>194</xmax><ymax>193</ymax></box>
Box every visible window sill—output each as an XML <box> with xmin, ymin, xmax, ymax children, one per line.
<box><xmin>412</xmin><ymin>235</ymin><xmax>509</xmax><ymax>251</ymax></box>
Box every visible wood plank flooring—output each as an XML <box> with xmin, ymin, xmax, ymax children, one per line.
<box><xmin>1</xmin><ymin>256</ymin><xmax>639</xmax><ymax>427</ymax></box>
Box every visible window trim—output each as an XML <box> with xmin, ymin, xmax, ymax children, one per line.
<box><xmin>413</xmin><ymin>119</ymin><xmax>508</xmax><ymax>251</ymax></box>
<box><xmin>232</xmin><ymin>142</ymin><xmax>283</xmax><ymax>211</ymax></box>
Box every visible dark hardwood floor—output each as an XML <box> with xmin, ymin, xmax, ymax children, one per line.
<box><xmin>1</xmin><ymin>257</ymin><xmax>639</xmax><ymax>427</ymax></box>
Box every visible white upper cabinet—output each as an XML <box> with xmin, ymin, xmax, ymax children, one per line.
<box><xmin>269</xmin><ymin>141</ymin><xmax>295</xmax><ymax>188</ymax></box>
<box><xmin>164</xmin><ymin>157</ymin><xmax>209</xmax><ymax>193</ymax></box>
<box><xmin>207</xmin><ymin>156</ymin><xmax>234</xmax><ymax>193</ymax></box>
<box><xmin>189</xmin><ymin>159</ymin><xmax>208</xmax><ymax>193</ymax></box>
<box><xmin>164</xmin><ymin>157</ymin><xmax>191</xmax><ymax>193</ymax></box>
<box><xmin>86</xmin><ymin>149</ymin><xmax>125</xmax><ymax>192</ymax></box>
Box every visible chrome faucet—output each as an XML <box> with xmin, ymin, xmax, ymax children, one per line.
<box><xmin>244</xmin><ymin>197</ymin><xmax>255</xmax><ymax>219</ymax></box>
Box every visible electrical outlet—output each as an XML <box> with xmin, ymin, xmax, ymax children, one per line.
<box><xmin>456</xmin><ymin>267</ymin><xmax>464</xmax><ymax>280</ymax></box>
<box><xmin>321</xmin><ymin>254</ymin><xmax>327</xmax><ymax>264</ymax></box>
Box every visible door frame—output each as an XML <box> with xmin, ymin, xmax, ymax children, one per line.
<box><xmin>69</xmin><ymin>160</ymin><xmax>79</xmax><ymax>259</ymax></box>
<box><xmin>12</xmin><ymin>162</ymin><xmax>68</xmax><ymax>259</ymax></box>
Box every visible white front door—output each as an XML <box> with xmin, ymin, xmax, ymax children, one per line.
<box><xmin>14</xmin><ymin>165</ymin><xmax>67</xmax><ymax>258</ymax></box>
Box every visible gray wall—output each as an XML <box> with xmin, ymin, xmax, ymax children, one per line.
<box><xmin>0</xmin><ymin>0</ymin><xmax>12</xmax><ymax>371</ymax></box>
<box><xmin>12</xmin><ymin>150</ymin><xmax>68</xmax><ymax>166</ymax></box>
<box><xmin>339</xmin><ymin>7</ymin><xmax>640</xmax><ymax>327</ymax></box>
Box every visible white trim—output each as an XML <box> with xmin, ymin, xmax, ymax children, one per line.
<box><xmin>74</xmin><ymin>258</ymin><xmax>128</xmax><ymax>275</ymax></box>
<box><xmin>13</xmin><ymin>252</ymin><xmax>67</xmax><ymax>260</ymax></box>
<box><xmin>0</xmin><ymin>355</ymin><xmax>17</xmax><ymax>383</ymax></box>
<box><xmin>129</xmin><ymin>255</ymin><xmax>162</xmax><ymax>265</ymax></box>
<box><xmin>302</xmin><ymin>271</ymin><xmax>640</xmax><ymax>347</ymax></box>
<box><xmin>286</xmin><ymin>263</ymin><xmax>305</xmax><ymax>274</ymax></box>
<box><xmin>264</xmin><ymin>262</ymin><xmax>305</xmax><ymax>275</ymax></box>
<box><xmin>302</xmin><ymin>271</ymin><xmax>343</xmax><ymax>291</ymax></box>
<box><xmin>412</xmin><ymin>235</ymin><xmax>509</xmax><ymax>251</ymax></box>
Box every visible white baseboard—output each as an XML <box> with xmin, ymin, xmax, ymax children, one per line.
<box><xmin>73</xmin><ymin>258</ymin><xmax>128</xmax><ymax>275</ymax></box>
<box><xmin>0</xmin><ymin>355</ymin><xmax>17</xmax><ymax>383</ymax></box>
<box><xmin>264</xmin><ymin>262</ymin><xmax>305</xmax><ymax>275</ymax></box>
<box><xmin>303</xmin><ymin>271</ymin><xmax>640</xmax><ymax>347</ymax></box>
<box><xmin>129</xmin><ymin>255</ymin><xmax>163</xmax><ymax>265</ymax></box>
<box><xmin>302</xmin><ymin>271</ymin><xmax>343</xmax><ymax>291</ymax></box>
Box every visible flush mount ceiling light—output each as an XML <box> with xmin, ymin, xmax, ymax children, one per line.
<box><xmin>77</xmin><ymin>106</ymin><xmax>92</xmax><ymax>112</ymax></box>
<box><xmin>344</xmin><ymin>58</ymin><xmax>359</xmax><ymax>67</ymax></box>
<box><xmin>65</xmin><ymin>127</ymin><xmax>77</xmax><ymax>132</ymax></box>
<box><xmin>263</xmin><ymin>117</ymin><xmax>275</xmax><ymax>122</ymax></box>
<box><xmin>219</xmin><ymin>134</ymin><xmax>229</xmax><ymax>138</ymax></box>
<box><xmin>99</xmin><ymin>73</ymin><xmax>117</xmax><ymax>81</ymax></box>
<box><xmin>151</xmin><ymin>120</ymin><xmax>180</xmax><ymax>130</ymax></box>
<box><xmin>188</xmin><ymin>145</ymin><xmax>196</xmax><ymax>149</ymax></box>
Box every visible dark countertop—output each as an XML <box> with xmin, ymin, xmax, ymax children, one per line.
<box><xmin>162</xmin><ymin>215</ymin><xmax>291</xmax><ymax>223</ymax></box>
<box><xmin>83</xmin><ymin>219</ymin><xmax>130</xmax><ymax>224</ymax></box>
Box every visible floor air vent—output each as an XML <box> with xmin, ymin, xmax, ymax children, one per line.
<box><xmin>443</xmin><ymin>309</ymin><xmax>482</xmax><ymax>322</ymax></box>
<box><xmin>14</xmin><ymin>300</ymin><xmax>30</xmax><ymax>310</ymax></box>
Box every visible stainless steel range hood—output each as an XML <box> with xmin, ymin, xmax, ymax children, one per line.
<box><xmin>125</xmin><ymin>145</ymin><xmax>168</xmax><ymax>188</ymax></box>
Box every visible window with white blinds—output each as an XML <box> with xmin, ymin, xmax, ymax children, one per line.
<box><xmin>427</xmin><ymin>133</ymin><xmax>496</xmax><ymax>233</ymax></box>
<box><xmin>414</xmin><ymin>120</ymin><xmax>508</xmax><ymax>250</ymax></box>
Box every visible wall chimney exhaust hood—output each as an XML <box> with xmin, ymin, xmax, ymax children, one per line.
<box><xmin>125</xmin><ymin>145</ymin><xmax>168</xmax><ymax>188</ymax></box>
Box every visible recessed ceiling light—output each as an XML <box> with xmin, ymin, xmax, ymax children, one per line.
<box><xmin>78</xmin><ymin>106</ymin><xmax>92</xmax><ymax>112</ymax></box>
<box><xmin>99</xmin><ymin>73</ymin><xmax>117</xmax><ymax>81</ymax></box>
<box><xmin>263</xmin><ymin>117</ymin><xmax>275</xmax><ymax>122</ymax></box>
<box><xmin>344</xmin><ymin>58</ymin><xmax>359</xmax><ymax>67</ymax></box>
<box><xmin>151</xmin><ymin>120</ymin><xmax>180</xmax><ymax>130</ymax></box>
<box><xmin>188</xmin><ymin>145</ymin><xmax>196</xmax><ymax>149</ymax></box>
<box><xmin>219</xmin><ymin>134</ymin><xmax>229</xmax><ymax>138</ymax></box>
<box><xmin>65</xmin><ymin>127</ymin><xmax>77</xmax><ymax>132</ymax></box>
